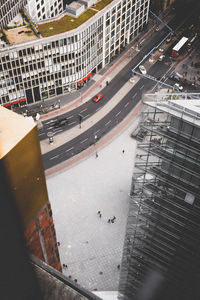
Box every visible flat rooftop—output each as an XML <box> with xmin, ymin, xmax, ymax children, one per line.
<box><xmin>4</xmin><ymin>26</ymin><xmax>38</xmax><ymax>45</ymax></box>
<box><xmin>70</xmin><ymin>1</ymin><xmax>83</xmax><ymax>9</ymax></box>
<box><xmin>37</xmin><ymin>0</ymin><xmax>113</xmax><ymax>37</ymax></box>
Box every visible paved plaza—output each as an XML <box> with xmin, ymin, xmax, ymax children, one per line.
<box><xmin>46</xmin><ymin>117</ymin><xmax>139</xmax><ymax>292</ymax></box>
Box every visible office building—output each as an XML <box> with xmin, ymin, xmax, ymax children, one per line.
<box><xmin>0</xmin><ymin>0</ymin><xmax>150</xmax><ymax>108</ymax></box>
<box><xmin>119</xmin><ymin>94</ymin><xmax>200</xmax><ymax>300</ymax></box>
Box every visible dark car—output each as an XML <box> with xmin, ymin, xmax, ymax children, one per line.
<box><xmin>53</xmin><ymin>118</ymin><xmax>68</xmax><ymax>127</ymax></box>
<box><xmin>169</xmin><ymin>75</ymin><xmax>180</xmax><ymax>82</ymax></box>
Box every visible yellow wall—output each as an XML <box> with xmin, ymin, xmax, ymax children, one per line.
<box><xmin>1</xmin><ymin>126</ymin><xmax>48</xmax><ymax>227</ymax></box>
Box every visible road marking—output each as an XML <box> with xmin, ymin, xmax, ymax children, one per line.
<box><xmin>39</xmin><ymin>132</ymin><xmax>45</xmax><ymax>136</ymax></box>
<box><xmin>80</xmin><ymin>108</ymin><xmax>87</xmax><ymax>113</ymax></box>
<box><xmin>94</xmin><ymin>129</ymin><xmax>100</xmax><ymax>135</ymax></box>
<box><xmin>67</xmin><ymin>115</ymin><xmax>74</xmax><ymax>119</ymax></box>
<box><xmin>133</xmin><ymin>93</ymin><xmax>137</xmax><ymax>98</ymax></box>
<box><xmin>48</xmin><ymin>126</ymin><xmax>54</xmax><ymax>130</ymax></box>
<box><xmin>80</xmin><ymin>138</ymin><xmax>88</xmax><ymax>144</ymax></box>
<box><xmin>105</xmin><ymin>120</ymin><xmax>111</xmax><ymax>126</ymax></box>
<box><xmin>53</xmin><ymin>129</ymin><xmax>63</xmax><ymax>134</ymax></box>
<box><xmin>68</xmin><ymin>121</ymin><xmax>76</xmax><ymax>126</ymax></box>
<box><xmin>140</xmin><ymin>84</ymin><xmax>144</xmax><ymax>90</ymax></box>
<box><xmin>116</xmin><ymin>111</ymin><xmax>121</xmax><ymax>117</ymax></box>
<box><xmin>50</xmin><ymin>155</ymin><xmax>59</xmax><ymax>160</ymax></box>
<box><xmin>83</xmin><ymin>114</ymin><xmax>90</xmax><ymax>119</ymax></box>
<box><xmin>125</xmin><ymin>102</ymin><xmax>129</xmax><ymax>108</ymax></box>
<box><xmin>45</xmin><ymin>119</ymin><xmax>57</xmax><ymax>124</ymax></box>
<box><xmin>65</xmin><ymin>147</ymin><xmax>74</xmax><ymax>152</ymax></box>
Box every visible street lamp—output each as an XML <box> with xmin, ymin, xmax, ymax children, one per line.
<box><xmin>94</xmin><ymin>135</ymin><xmax>98</xmax><ymax>145</ymax></box>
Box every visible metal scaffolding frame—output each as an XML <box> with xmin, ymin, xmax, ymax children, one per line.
<box><xmin>119</xmin><ymin>93</ymin><xmax>200</xmax><ymax>300</ymax></box>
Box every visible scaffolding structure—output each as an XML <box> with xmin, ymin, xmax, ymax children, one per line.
<box><xmin>119</xmin><ymin>93</ymin><xmax>200</xmax><ymax>300</ymax></box>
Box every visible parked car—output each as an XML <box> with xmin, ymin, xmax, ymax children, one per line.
<box><xmin>158</xmin><ymin>55</ymin><xmax>165</xmax><ymax>61</ymax></box>
<box><xmin>169</xmin><ymin>74</ymin><xmax>180</xmax><ymax>82</ymax></box>
<box><xmin>93</xmin><ymin>93</ymin><xmax>103</xmax><ymax>102</ymax></box>
<box><xmin>139</xmin><ymin>65</ymin><xmax>147</xmax><ymax>75</ymax></box>
<box><xmin>174</xmin><ymin>83</ymin><xmax>183</xmax><ymax>91</ymax></box>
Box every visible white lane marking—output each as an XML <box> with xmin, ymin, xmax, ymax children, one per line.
<box><xmin>105</xmin><ymin>120</ymin><xmax>111</xmax><ymax>126</ymax></box>
<box><xmin>94</xmin><ymin>129</ymin><xmax>100</xmax><ymax>135</ymax></box>
<box><xmin>65</xmin><ymin>147</ymin><xmax>74</xmax><ymax>152</ymax></box>
<box><xmin>45</xmin><ymin>119</ymin><xmax>57</xmax><ymax>124</ymax></box>
<box><xmin>53</xmin><ymin>129</ymin><xmax>63</xmax><ymax>134</ymax></box>
<box><xmin>80</xmin><ymin>108</ymin><xmax>87</xmax><ymax>113</ymax></box>
<box><xmin>133</xmin><ymin>93</ymin><xmax>137</xmax><ymax>98</ymax></box>
<box><xmin>67</xmin><ymin>115</ymin><xmax>74</xmax><ymax>119</ymax></box>
<box><xmin>83</xmin><ymin>114</ymin><xmax>90</xmax><ymax>119</ymax></box>
<box><xmin>80</xmin><ymin>138</ymin><xmax>88</xmax><ymax>144</ymax></box>
<box><xmin>39</xmin><ymin>132</ymin><xmax>45</xmax><ymax>136</ymax></box>
<box><xmin>68</xmin><ymin>121</ymin><xmax>76</xmax><ymax>126</ymax></box>
<box><xmin>116</xmin><ymin>111</ymin><xmax>121</xmax><ymax>117</ymax></box>
<box><xmin>48</xmin><ymin>126</ymin><xmax>54</xmax><ymax>130</ymax></box>
<box><xmin>140</xmin><ymin>84</ymin><xmax>144</xmax><ymax>90</ymax></box>
<box><xmin>50</xmin><ymin>155</ymin><xmax>59</xmax><ymax>160</ymax></box>
<box><xmin>125</xmin><ymin>102</ymin><xmax>129</xmax><ymax>108</ymax></box>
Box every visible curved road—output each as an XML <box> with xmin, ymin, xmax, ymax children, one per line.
<box><xmin>42</xmin><ymin>10</ymin><xmax>199</xmax><ymax>170</ymax></box>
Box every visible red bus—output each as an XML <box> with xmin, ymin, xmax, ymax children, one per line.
<box><xmin>171</xmin><ymin>37</ymin><xmax>188</xmax><ymax>57</ymax></box>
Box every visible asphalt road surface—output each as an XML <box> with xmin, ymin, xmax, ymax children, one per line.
<box><xmin>42</xmin><ymin>10</ymin><xmax>199</xmax><ymax>170</ymax></box>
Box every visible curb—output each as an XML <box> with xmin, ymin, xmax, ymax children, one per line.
<box><xmin>45</xmin><ymin>101</ymin><xmax>142</xmax><ymax>177</ymax></box>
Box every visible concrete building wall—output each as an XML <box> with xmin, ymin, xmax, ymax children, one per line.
<box><xmin>0</xmin><ymin>0</ymin><xmax>27</xmax><ymax>28</ymax></box>
<box><xmin>26</xmin><ymin>0</ymin><xmax>63</xmax><ymax>22</ymax></box>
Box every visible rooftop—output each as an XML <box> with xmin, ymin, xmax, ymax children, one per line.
<box><xmin>4</xmin><ymin>26</ymin><xmax>38</xmax><ymax>45</ymax></box>
<box><xmin>70</xmin><ymin>1</ymin><xmax>83</xmax><ymax>9</ymax></box>
<box><xmin>37</xmin><ymin>0</ymin><xmax>113</xmax><ymax>37</ymax></box>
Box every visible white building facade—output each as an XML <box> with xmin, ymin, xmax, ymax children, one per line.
<box><xmin>25</xmin><ymin>0</ymin><xmax>63</xmax><ymax>22</ymax></box>
<box><xmin>0</xmin><ymin>0</ymin><xmax>150</xmax><ymax>107</ymax></box>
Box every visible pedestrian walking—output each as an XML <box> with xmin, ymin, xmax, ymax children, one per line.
<box><xmin>74</xmin><ymin>279</ymin><xmax>78</xmax><ymax>282</ymax></box>
<box><xmin>122</xmin><ymin>149</ymin><xmax>125</xmax><ymax>154</ymax></box>
<box><xmin>111</xmin><ymin>216</ymin><xmax>116</xmax><ymax>223</ymax></box>
<box><xmin>99</xmin><ymin>213</ymin><xmax>102</xmax><ymax>218</ymax></box>
<box><xmin>57</xmin><ymin>242</ymin><xmax>60</xmax><ymax>246</ymax></box>
<box><xmin>117</xmin><ymin>264</ymin><xmax>120</xmax><ymax>269</ymax></box>
<box><xmin>95</xmin><ymin>152</ymin><xmax>98</xmax><ymax>158</ymax></box>
<box><xmin>97</xmin><ymin>211</ymin><xmax>101</xmax><ymax>215</ymax></box>
<box><xmin>108</xmin><ymin>219</ymin><xmax>111</xmax><ymax>223</ymax></box>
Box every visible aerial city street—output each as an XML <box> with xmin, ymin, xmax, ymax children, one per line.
<box><xmin>1</xmin><ymin>0</ymin><xmax>200</xmax><ymax>299</ymax></box>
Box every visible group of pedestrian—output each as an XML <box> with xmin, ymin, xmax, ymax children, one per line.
<box><xmin>97</xmin><ymin>211</ymin><xmax>117</xmax><ymax>223</ymax></box>
<box><xmin>63</xmin><ymin>264</ymin><xmax>68</xmax><ymax>268</ymax></box>
<box><xmin>108</xmin><ymin>216</ymin><xmax>116</xmax><ymax>223</ymax></box>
